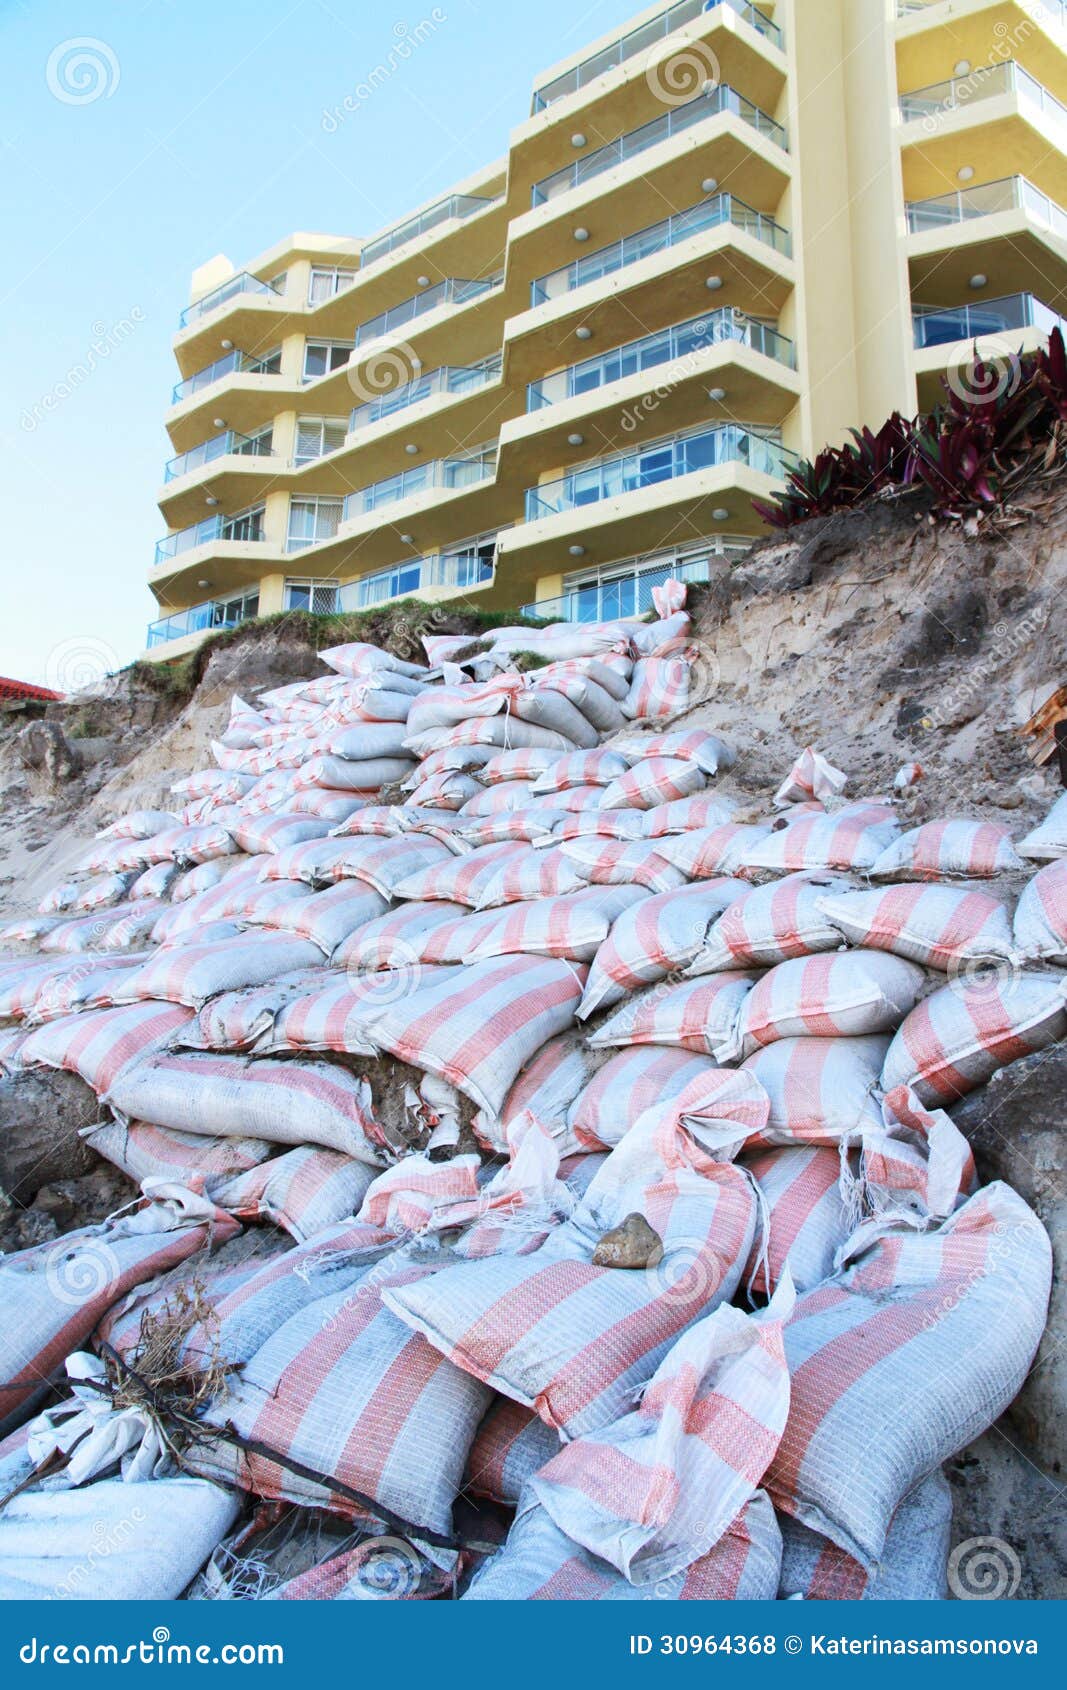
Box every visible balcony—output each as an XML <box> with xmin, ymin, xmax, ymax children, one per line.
<box><xmin>171</xmin><ymin>348</ymin><xmax>282</xmax><ymax>405</ymax></box>
<box><xmin>906</xmin><ymin>175</ymin><xmax>1067</xmax><ymax>239</ymax></box>
<box><xmin>531</xmin><ymin>84</ymin><xmax>786</xmax><ymax>208</ymax></box>
<box><xmin>341</xmin><ymin>536</ymin><xmax>498</xmax><ymax>609</ymax></box>
<box><xmin>356</xmin><ymin>274</ymin><xmax>504</xmax><ymax>347</ymax></box>
<box><xmin>899</xmin><ymin>61</ymin><xmax>1067</xmax><ymax>136</ymax></box>
<box><xmin>530</xmin><ymin>194</ymin><xmax>791</xmax><ymax>305</ymax></box>
<box><xmin>348</xmin><ymin>356</ymin><xmax>503</xmax><ymax>432</ymax></box>
<box><xmin>154</xmin><ymin>506</ymin><xmax>266</xmax><ymax>566</ymax></box>
<box><xmin>896</xmin><ymin>0</ymin><xmax>1066</xmax><ymax>21</ymax></box>
<box><xmin>164</xmin><ymin>429</ymin><xmax>275</xmax><ymax>483</ymax></box>
<box><xmin>519</xmin><ymin>535</ymin><xmax>752</xmax><ymax>621</ymax></box>
<box><xmin>531</xmin><ymin>0</ymin><xmax>782</xmax><ymax>112</ymax></box>
<box><xmin>361</xmin><ymin>194</ymin><xmax>503</xmax><ymax>268</ymax></box>
<box><xmin>343</xmin><ymin>447</ymin><xmax>497</xmax><ymax>519</ymax></box>
<box><xmin>146</xmin><ymin>589</ymin><xmax>261</xmax><ymax>650</ymax></box>
<box><xmin>527</xmin><ymin>307</ymin><xmax>793</xmax><ymax>410</ymax></box>
<box><xmin>179</xmin><ymin>272</ymin><xmax>285</xmax><ymax>330</ymax></box>
<box><xmin>525</xmin><ymin>422</ymin><xmax>788</xmax><ymax>520</ymax></box>
<box><xmin>912</xmin><ymin>292</ymin><xmax>1067</xmax><ymax>348</ymax></box>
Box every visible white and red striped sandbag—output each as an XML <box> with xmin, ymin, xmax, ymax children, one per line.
<box><xmin>1017</xmin><ymin>792</ymin><xmax>1067</xmax><ymax>862</ymax></box>
<box><xmin>385</xmin><ymin>1122</ymin><xmax>758</xmax><ymax>1438</ymax></box>
<box><xmin>474</xmin><ymin>1032</ymin><xmax>606</xmax><ymax>1157</ymax></box>
<box><xmin>640</xmin><ymin>822</ymin><xmax>770</xmax><ymax>878</ymax></box>
<box><xmin>817</xmin><ymin>883</ymin><xmax>1017</xmax><ymax>971</ymax></box>
<box><xmin>550</xmin><ymin>810</ymin><xmax>647</xmax><ymax>842</ymax></box>
<box><xmin>156</xmin><ymin>878</ymin><xmax>311</xmax><ymax>944</ymax></box>
<box><xmin>777</xmin><ymin>1468</ymin><xmax>951</xmax><ymax>1601</ymax></box>
<box><xmin>475</xmin><ymin>848</ymin><xmax>585</xmax><ymax>907</ymax></box>
<box><xmin>464</xmin><ymin>1490</ymin><xmax>781</xmax><ymax>1601</ymax></box>
<box><xmin>557</xmin><ymin>837</ymin><xmax>687</xmax><ymax>893</ymax></box>
<box><xmin>744</xmin><ymin>807</ymin><xmax>900</xmax><ymax>875</ymax></box>
<box><xmin>28</xmin><ymin>956</ymin><xmax>153</xmax><ymax>1023</ymax></box>
<box><xmin>530</xmin><ymin>1286</ymin><xmax>793</xmax><ymax>1584</ymax></box>
<box><xmin>774</xmin><ymin>747</ymin><xmax>847</xmax><ymax>807</ymax></box>
<box><xmin>0</xmin><ymin>1195</ymin><xmax>238</xmax><ymax>1421</ymax></box>
<box><xmin>688</xmin><ymin>873</ymin><xmax>854</xmax><ymax>977</ymax></box>
<box><xmin>642</xmin><ymin>794</ymin><xmax>739</xmax><ymax>835</ymax></box>
<box><xmin>257</xmin><ymin>839</ymin><xmax>373</xmax><ymax>888</ymax></box>
<box><xmin>621</xmin><ymin>650</ymin><xmax>695</xmax><ymax>722</ymax></box>
<box><xmin>466</xmin><ymin>886</ymin><xmax>649</xmax><ymax>965</ymax></box>
<box><xmin>600</xmin><ymin>757</ymin><xmax>706</xmax><ymax>811</ymax></box>
<box><xmin>567</xmin><ymin>1045</ymin><xmax>735</xmax><ymax>1151</ymax></box>
<box><xmin>728</xmin><ymin>951</ymin><xmax>926</xmax><ymax>1061</ymax></box>
<box><xmin>479</xmin><ymin>748</ymin><xmax>562</xmax><ymax>785</ymax></box>
<box><xmin>357</xmin><ymin>1154</ymin><xmax>482</xmax><ymax>1235</ymax></box>
<box><xmin>328</xmin><ymin>803</ymin><xmax>456</xmax><ymax>839</ymax></box>
<box><xmin>765</xmin><ymin>1182</ymin><xmax>1051</xmax><ymax>1568</ymax></box>
<box><xmin>98</xmin><ymin>809</ymin><xmax>178</xmax><ymax>841</ymax></box>
<box><xmin>261</xmin><ymin>966</ymin><xmax>459</xmax><ymax>1058</ymax></box>
<box><xmin>589</xmin><ymin>973</ymin><xmax>755</xmax><ymax>1060</ymax></box>
<box><xmin>320</xmin><ymin>640</ymin><xmax>429</xmax><ymax>681</ymax></box>
<box><xmin>0</xmin><ymin>914</ymin><xmax>67</xmax><ymax>947</ymax></box>
<box><xmin>579</xmin><ymin>880</ymin><xmax>750</xmax><ymax>1016</ymax></box>
<box><xmin>1014</xmin><ymin>859</ymin><xmax>1067</xmax><ymax>964</ymax></box>
<box><xmin>456</xmin><ymin>809</ymin><xmax>567</xmax><ymax>846</ymax></box>
<box><xmin>70</xmin><ymin>873</ymin><xmax>139</xmax><ymax>914</ymax></box>
<box><xmin>133</xmin><ymin>823</ymin><xmax>240</xmax><ymax>869</ymax></box>
<box><xmin>880</xmin><ymin>972</ymin><xmax>1067</xmax><ymax>1105</ymax></box>
<box><xmin>105</xmin><ymin>1051</ymin><xmax>388</xmax><ymax>1162</ymax></box>
<box><xmin>371</xmin><ymin>955</ymin><xmax>587</xmax><ymax>1119</ymax></box>
<box><xmin>84</xmin><ymin>1118</ymin><xmax>273</xmax><ymax>1195</ymax></box>
<box><xmin>130</xmin><ymin>862</ymin><xmax>182</xmax><ymax>901</ymax></box>
<box><xmin>871</xmin><ymin>819</ymin><xmax>1025</xmax><ymax>880</ymax></box>
<box><xmin>0</xmin><ymin>957</ymin><xmax>77</xmax><ymax>1021</ymax></box>
<box><xmin>459</xmin><ymin>780</ymin><xmax>538</xmax><ymax>817</ymax></box>
<box><xmin>404</xmin><ymin>718</ymin><xmax>580</xmax><ymax>761</ymax></box>
<box><xmin>40</xmin><ymin>902</ymin><xmax>166</xmax><ymax>955</ymax></box>
<box><xmin>1</xmin><ymin>954</ymin><xmax>140</xmax><ymax>1023</ymax></box>
<box><xmin>406</xmin><ymin>771</ymin><xmax>485</xmax><ymax>811</ymax></box>
<box><xmin>228</xmin><ymin>814</ymin><xmax>332</xmax><ymax>855</ymax></box>
<box><xmin>284</xmin><ymin>788</ymin><xmax>367</xmax><ymax>823</ymax></box>
<box><xmin>171</xmin><ymin>857</ymin><xmax>248</xmax><ymax>903</ymax></box>
<box><xmin>194</xmin><ymin>1255</ymin><xmax>493</xmax><ymax>1537</ymax></box>
<box><xmin>466</xmin><ymin>1397</ymin><xmax>561</xmax><ymax>1505</ymax></box>
<box><xmin>174</xmin><ymin>970</ymin><xmax>326</xmax><ymax>1053</ymax></box>
<box><xmin>171</xmin><ymin>770</ymin><xmax>255</xmax><ymax>803</ymax></box>
<box><xmin>740</xmin><ymin>1145</ymin><xmax>853</xmax><ymax>1295</ymax></box>
<box><xmin>36</xmin><ymin>879</ymin><xmax>80</xmax><ymax>915</ymax></box>
<box><xmin>863</xmin><ymin>1085</ymin><xmax>976</xmax><ymax>1222</ymax></box>
<box><xmin>612</xmin><ymin>729</ymin><xmax>734</xmax><ymax>776</ymax></box>
<box><xmin>543</xmin><ymin>784</ymin><xmax>611</xmax><ymax>813</ymax></box>
<box><xmin>333</xmin><ymin>900</ymin><xmax>467</xmax><ymax>972</ymax></box>
<box><xmin>114</xmin><ymin>931</ymin><xmax>324</xmax><ymax>1009</ymax></box>
<box><xmin>733</xmin><ymin>1035</ymin><xmax>890</xmax><ymax>1156</ymax></box>
<box><xmin>18</xmin><ymin>1001</ymin><xmax>195</xmax><ymax>1095</ymax></box>
<box><xmin>531</xmin><ymin>751</ymin><xmax>629</xmax><ymax>793</ymax></box>
<box><xmin>155</xmin><ymin>856</ymin><xmax>270</xmax><ymax>922</ymax></box>
<box><xmin>236</xmin><ymin>771</ymin><xmax>301</xmax><ymax>814</ymax></box>
<box><xmin>392</xmin><ymin>842</ymin><xmax>530</xmax><ymax>907</ymax></box>
<box><xmin>295</xmin><ymin>754</ymin><xmax>411</xmax><ymax>792</ymax></box>
<box><xmin>251</xmin><ymin>883</ymin><xmax>390</xmax><ymax>957</ymax></box>
<box><xmin>214</xmin><ymin>1146</ymin><xmax>378</xmax><ymax>1241</ymax></box>
<box><xmin>405</xmin><ymin>908</ymin><xmax>513</xmax><ymax>966</ymax></box>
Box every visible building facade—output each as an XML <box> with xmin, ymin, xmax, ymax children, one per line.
<box><xmin>146</xmin><ymin>0</ymin><xmax>1067</xmax><ymax>657</ymax></box>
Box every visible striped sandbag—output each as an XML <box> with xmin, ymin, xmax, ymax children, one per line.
<box><xmin>642</xmin><ymin>793</ymin><xmax>739</xmax><ymax>835</ymax></box>
<box><xmin>816</xmin><ymin>883</ymin><xmax>1016</xmax><ymax>971</ymax></box>
<box><xmin>250</xmin><ymin>883</ymin><xmax>390</xmax><ymax>957</ymax></box>
<box><xmin>600</xmin><ymin>757</ymin><xmax>706</xmax><ymax>811</ymax></box>
<box><xmin>214</xmin><ymin>1145</ymin><xmax>378</xmax><ymax>1242</ymax></box>
<box><xmin>532</xmin><ymin>750</ymin><xmax>629</xmax><ymax>792</ymax></box>
<box><xmin>729</xmin><ymin>951</ymin><xmax>926</xmax><ymax>1060</ymax></box>
<box><xmin>612</xmin><ymin>729</ymin><xmax>734</xmax><ymax>775</ymax></box>
<box><xmin>557</xmin><ymin>838</ymin><xmax>687</xmax><ymax>893</ymax></box>
<box><xmin>459</xmin><ymin>780</ymin><xmax>538</xmax><ymax>817</ymax></box>
<box><xmin>1018</xmin><ymin>792</ymin><xmax>1067</xmax><ymax>862</ymax></box>
<box><xmin>456</xmin><ymin>808</ymin><xmax>566</xmax><ymax>847</ymax></box>
<box><xmin>880</xmin><ymin>973</ymin><xmax>1067</xmax><ymax>1105</ymax></box>
<box><xmin>465</xmin><ymin>1398</ymin><xmax>562</xmax><ymax>1506</ymax></box>
<box><xmin>113</xmin><ymin>932</ymin><xmax>324</xmax><ymax>1009</ymax></box>
<box><xmin>653</xmin><ymin>823</ymin><xmax>772</xmax><ymax>877</ymax></box>
<box><xmin>357</xmin><ymin>1154</ymin><xmax>483</xmax><ymax>1235</ymax></box>
<box><xmin>41</xmin><ymin>902</ymin><xmax>167</xmax><ymax>955</ymax></box>
<box><xmin>229</xmin><ymin>814</ymin><xmax>333</xmax><ymax>855</ymax></box>
<box><xmin>871</xmin><ymin>819</ymin><xmax>1025</xmax><ymax>880</ymax></box>
<box><xmin>740</xmin><ymin>1145</ymin><xmax>853</xmax><ymax>1294</ymax></box>
<box><xmin>176</xmin><ymin>971</ymin><xmax>325</xmax><ymax>1052</ymax></box>
<box><xmin>84</xmin><ymin>1118</ymin><xmax>273</xmax><ymax>1195</ymax></box>
<box><xmin>588</xmin><ymin>973</ymin><xmax>755</xmax><ymax>1060</ymax></box>
<box><xmin>474</xmin><ymin>1032</ymin><xmax>605</xmax><ymax>1156</ymax></box>
<box><xmin>19</xmin><ymin>1001</ymin><xmax>195</xmax><ymax>1095</ymax></box>
<box><xmin>392</xmin><ymin>842</ymin><xmax>531</xmax><ymax>906</ymax></box>
<box><xmin>578</xmin><ymin>880</ymin><xmax>749</xmax><ymax>1017</ymax></box>
<box><xmin>466</xmin><ymin>886</ymin><xmax>649</xmax><ymax>965</ymax></box>
<box><xmin>777</xmin><ymin>1469</ymin><xmax>952</xmax><ymax>1600</ymax></box>
<box><xmin>736</xmin><ymin>1036</ymin><xmax>890</xmax><ymax>1155</ymax></box>
<box><xmin>550</xmin><ymin>810</ymin><xmax>647</xmax><ymax>842</ymax></box>
<box><xmin>743</xmin><ymin>807</ymin><xmax>900</xmax><ymax>874</ymax></box>
<box><xmin>262</xmin><ymin>966</ymin><xmax>460</xmax><ymax>1057</ymax></box>
<box><xmin>333</xmin><ymin>900</ymin><xmax>468</xmax><ymax>972</ymax></box>
<box><xmin>480</xmin><ymin>749</ymin><xmax>562</xmax><ymax>785</ymax></box>
<box><xmin>475</xmin><ymin>847</ymin><xmax>587</xmax><ymax>908</ymax></box>
<box><xmin>568</xmin><ymin>1045</ymin><xmax>732</xmax><ymax>1151</ymax></box>
<box><xmin>1013</xmin><ymin>860</ymin><xmax>1067</xmax><ymax>964</ymax></box>
<box><xmin>689</xmin><ymin>873</ymin><xmax>855</xmax><ymax>977</ymax></box>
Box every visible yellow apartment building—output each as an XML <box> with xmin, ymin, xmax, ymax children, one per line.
<box><xmin>145</xmin><ymin>0</ymin><xmax>1067</xmax><ymax>657</ymax></box>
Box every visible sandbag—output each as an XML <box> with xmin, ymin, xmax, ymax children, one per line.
<box><xmin>83</xmin><ymin>1118</ymin><xmax>273</xmax><ymax>1196</ymax></box>
<box><xmin>735</xmin><ymin>1035</ymin><xmax>890</xmax><ymax>1155</ymax></box>
<box><xmin>728</xmin><ymin>950</ymin><xmax>926</xmax><ymax>1061</ymax></box>
<box><xmin>872</xmin><ymin>819</ymin><xmax>1024</xmax><ymax>880</ymax></box>
<box><xmin>214</xmin><ymin>1145</ymin><xmax>377</xmax><ymax>1241</ymax></box>
<box><xmin>18</xmin><ymin>1002</ymin><xmax>195</xmax><ymax>1095</ymax></box>
<box><xmin>568</xmin><ymin>1045</ymin><xmax>735</xmax><ymax>1151</ymax></box>
<box><xmin>817</xmin><ymin>884</ymin><xmax>1017</xmax><ymax>971</ymax></box>
<box><xmin>333</xmin><ymin>900</ymin><xmax>467</xmax><ymax>972</ymax></box>
<box><xmin>1016</xmin><ymin>792</ymin><xmax>1067</xmax><ymax>862</ymax></box>
<box><xmin>1013</xmin><ymin>860</ymin><xmax>1067</xmax><ymax>963</ymax></box>
<box><xmin>579</xmin><ymin>880</ymin><xmax>749</xmax><ymax>1016</ymax></box>
<box><xmin>743</xmin><ymin>807</ymin><xmax>900</xmax><ymax>875</ymax></box>
<box><xmin>466</xmin><ymin>886</ymin><xmax>649</xmax><ymax>964</ymax></box>
<box><xmin>114</xmin><ymin>931</ymin><xmax>324</xmax><ymax>1009</ymax></box>
<box><xmin>881</xmin><ymin>973</ymin><xmax>1067</xmax><ymax>1105</ymax></box>
<box><xmin>589</xmin><ymin>973</ymin><xmax>755</xmax><ymax>1060</ymax></box>
<box><xmin>252</xmin><ymin>882</ymin><xmax>390</xmax><ymax>957</ymax></box>
<box><xmin>600</xmin><ymin>757</ymin><xmax>705</xmax><ymax>811</ymax></box>
<box><xmin>176</xmin><ymin>970</ymin><xmax>329</xmax><ymax>1052</ymax></box>
<box><xmin>740</xmin><ymin>1144</ymin><xmax>853</xmax><ymax>1294</ymax></box>
<box><xmin>777</xmin><ymin>1470</ymin><xmax>952</xmax><ymax>1600</ymax></box>
<box><xmin>688</xmin><ymin>873</ymin><xmax>854</xmax><ymax>977</ymax></box>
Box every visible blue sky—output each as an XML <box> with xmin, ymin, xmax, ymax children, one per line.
<box><xmin>0</xmin><ymin>0</ymin><xmax>642</xmax><ymax>687</ymax></box>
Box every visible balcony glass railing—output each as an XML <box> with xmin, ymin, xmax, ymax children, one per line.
<box><xmin>164</xmin><ymin>429</ymin><xmax>274</xmax><ymax>482</ymax></box>
<box><xmin>179</xmin><ymin>272</ymin><xmax>284</xmax><ymax>329</ymax></box>
<box><xmin>906</xmin><ymin>175</ymin><xmax>1067</xmax><ymax>240</ymax></box>
<box><xmin>171</xmin><ymin>348</ymin><xmax>282</xmax><ymax>405</ymax></box>
<box><xmin>356</xmin><ymin>274</ymin><xmax>504</xmax><ymax>347</ymax></box>
<box><xmin>532</xmin><ymin>85</ymin><xmax>786</xmax><ymax>207</ymax></box>
<box><xmin>530</xmin><ymin>194</ymin><xmax>790</xmax><ymax>305</ymax></box>
<box><xmin>146</xmin><ymin>590</ymin><xmax>261</xmax><ymax>649</ymax></box>
<box><xmin>897</xmin><ymin>0</ymin><xmax>1066</xmax><ymax>20</ymax></box>
<box><xmin>153</xmin><ymin>507</ymin><xmax>266</xmax><ymax>565</ymax></box>
<box><xmin>527</xmin><ymin>308</ymin><xmax>793</xmax><ymax>409</ymax></box>
<box><xmin>913</xmin><ymin>293</ymin><xmax>1067</xmax><ymax>349</ymax></box>
<box><xmin>899</xmin><ymin>61</ymin><xmax>1067</xmax><ymax>134</ymax></box>
<box><xmin>531</xmin><ymin>0</ymin><xmax>782</xmax><ymax>111</ymax></box>
<box><xmin>526</xmin><ymin>423</ymin><xmax>789</xmax><ymax>519</ymax></box>
<box><xmin>343</xmin><ymin>449</ymin><xmax>497</xmax><ymax>519</ymax></box>
<box><xmin>519</xmin><ymin>536</ymin><xmax>752</xmax><ymax>621</ymax></box>
<box><xmin>340</xmin><ymin>540</ymin><xmax>497</xmax><ymax>610</ymax></box>
<box><xmin>349</xmin><ymin>356</ymin><xmax>503</xmax><ymax>431</ymax></box>
<box><xmin>361</xmin><ymin>194</ymin><xmax>502</xmax><ymax>268</ymax></box>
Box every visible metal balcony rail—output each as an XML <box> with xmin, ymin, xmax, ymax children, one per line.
<box><xmin>361</xmin><ymin>194</ymin><xmax>503</xmax><ymax>268</ymax></box>
<box><xmin>898</xmin><ymin>0</ymin><xmax>1066</xmax><ymax>20</ymax></box>
<box><xmin>526</xmin><ymin>422</ymin><xmax>789</xmax><ymax>519</ymax></box>
<box><xmin>343</xmin><ymin>447</ymin><xmax>497</xmax><ymax>519</ymax></box>
<box><xmin>899</xmin><ymin>60</ymin><xmax>1067</xmax><ymax>133</ymax></box>
<box><xmin>171</xmin><ymin>348</ymin><xmax>282</xmax><ymax>404</ymax></box>
<box><xmin>342</xmin><ymin>540</ymin><xmax>497</xmax><ymax>609</ymax></box>
<box><xmin>153</xmin><ymin>506</ymin><xmax>267</xmax><ymax>565</ymax></box>
<box><xmin>905</xmin><ymin>175</ymin><xmax>1067</xmax><ymax>240</ymax></box>
<box><xmin>519</xmin><ymin>536</ymin><xmax>752</xmax><ymax>620</ymax></box>
<box><xmin>912</xmin><ymin>292</ymin><xmax>1067</xmax><ymax>348</ymax></box>
<box><xmin>164</xmin><ymin>429</ymin><xmax>274</xmax><ymax>482</ymax></box>
<box><xmin>530</xmin><ymin>194</ymin><xmax>790</xmax><ymax>305</ymax></box>
<box><xmin>527</xmin><ymin>307</ymin><xmax>793</xmax><ymax>410</ymax></box>
<box><xmin>349</xmin><ymin>356</ymin><xmax>503</xmax><ymax>431</ymax></box>
<box><xmin>179</xmin><ymin>272</ymin><xmax>285</xmax><ymax>329</ymax></box>
<box><xmin>146</xmin><ymin>589</ymin><xmax>261</xmax><ymax>648</ymax></box>
<box><xmin>531</xmin><ymin>0</ymin><xmax>782</xmax><ymax>111</ymax></box>
<box><xmin>532</xmin><ymin>84</ymin><xmax>786</xmax><ymax>207</ymax></box>
<box><xmin>356</xmin><ymin>273</ymin><xmax>505</xmax><ymax>347</ymax></box>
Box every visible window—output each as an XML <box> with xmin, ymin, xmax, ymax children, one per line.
<box><xmin>287</xmin><ymin>497</ymin><xmax>343</xmax><ymax>550</ymax></box>
<box><xmin>220</xmin><ymin>504</ymin><xmax>265</xmax><ymax>543</ymax></box>
<box><xmin>233</xmin><ymin>425</ymin><xmax>273</xmax><ymax>458</ymax></box>
<box><xmin>294</xmin><ymin>417</ymin><xmax>348</xmax><ymax>464</ymax></box>
<box><xmin>284</xmin><ymin>578</ymin><xmax>340</xmax><ymax>614</ymax></box>
<box><xmin>308</xmin><ymin>267</ymin><xmax>358</xmax><ymax>305</ymax></box>
<box><xmin>210</xmin><ymin>590</ymin><xmax>259</xmax><ymax>627</ymax></box>
<box><xmin>303</xmin><ymin>341</ymin><xmax>354</xmax><ymax>381</ymax></box>
<box><xmin>268</xmin><ymin>271</ymin><xmax>288</xmax><ymax>297</ymax></box>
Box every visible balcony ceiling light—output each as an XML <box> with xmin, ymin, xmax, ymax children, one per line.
<box><xmin>957</xmin><ymin>165</ymin><xmax>975</xmax><ymax>182</ymax></box>
<box><xmin>197</xmin><ymin>579</ymin><xmax>211</xmax><ymax>588</ymax></box>
<box><xmin>712</xmin><ymin>507</ymin><xmax>730</xmax><ymax>521</ymax></box>
<box><xmin>417</xmin><ymin>274</ymin><xmax>431</xmax><ymax>287</ymax></box>
<box><xmin>954</xmin><ymin>59</ymin><xmax>971</xmax><ymax>75</ymax></box>
<box><xmin>205</xmin><ymin>495</ymin><xmax>219</xmax><ymax>506</ymax></box>
<box><xmin>573</xmin><ymin>227</ymin><xmax>590</xmax><ymax>242</ymax></box>
<box><xmin>708</xmin><ymin>386</ymin><xmax>726</xmax><ymax>401</ymax></box>
<box><xmin>212</xmin><ymin>417</ymin><xmax>225</xmax><ymax>429</ymax></box>
<box><xmin>576</xmin><ymin>325</ymin><xmax>593</xmax><ymax>340</ymax></box>
<box><xmin>220</xmin><ymin>338</ymin><xmax>233</xmax><ymax>350</ymax></box>
<box><xmin>567</xmin><ymin>432</ymin><xmax>584</xmax><ymax>446</ymax></box>
<box><xmin>705</xmin><ymin>275</ymin><xmax>724</xmax><ymax>291</ymax></box>
<box><xmin>702</xmin><ymin>177</ymin><xmax>718</xmax><ymax>194</ymax></box>
<box><xmin>568</xmin><ymin>544</ymin><xmax>586</xmax><ymax>557</ymax></box>
<box><xmin>404</xmin><ymin>442</ymin><xmax>420</xmax><ymax>454</ymax></box>
<box><xmin>400</xmin><ymin>533</ymin><xmax>415</xmax><ymax>544</ymax></box>
<box><xmin>969</xmin><ymin>273</ymin><xmax>988</xmax><ymax>289</ymax></box>
<box><xmin>571</xmin><ymin>132</ymin><xmax>586</xmax><ymax>147</ymax></box>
